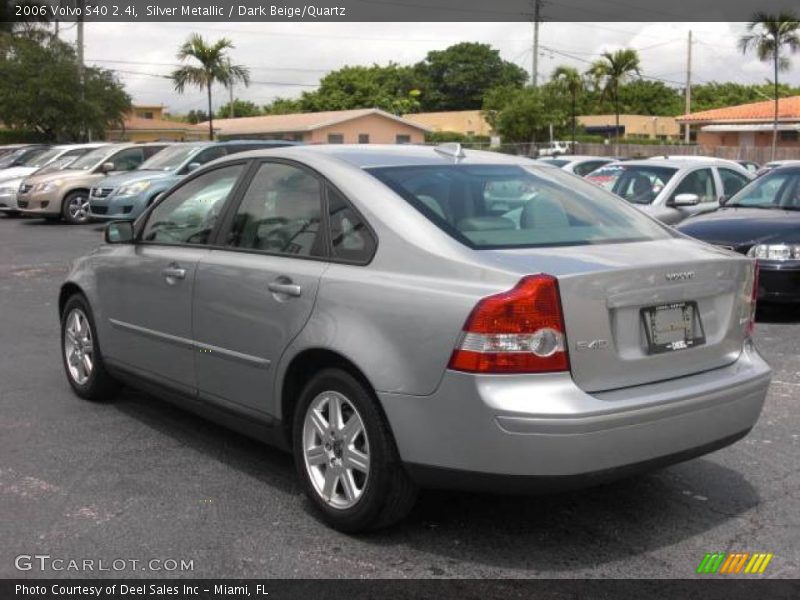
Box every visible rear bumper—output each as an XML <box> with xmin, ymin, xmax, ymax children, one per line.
<box><xmin>379</xmin><ymin>341</ymin><xmax>770</xmax><ymax>485</ymax></box>
<box><xmin>758</xmin><ymin>262</ymin><xmax>800</xmax><ymax>303</ymax></box>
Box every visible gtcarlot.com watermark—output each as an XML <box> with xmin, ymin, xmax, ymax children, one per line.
<box><xmin>14</xmin><ymin>554</ymin><xmax>194</xmax><ymax>573</ymax></box>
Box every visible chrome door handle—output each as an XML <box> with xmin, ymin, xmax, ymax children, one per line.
<box><xmin>268</xmin><ymin>282</ymin><xmax>302</xmax><ymax>297</ymax></box>
<box><xmin>162</xmin><ymin>266</ymin><xmax>186</xmax><ymax>281</ymax></box>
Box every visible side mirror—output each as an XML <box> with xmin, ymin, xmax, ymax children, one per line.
<box><xmin>672</xmin><ymin>193</ymin><xmax>700</xmax><ymax>207</ymax></box>
<box><xmin>105</xmin><ymin>220</ymin><xmax>134</xmax><ymax>244</ymax></box>
<box><xmin>100</xmin><ymin>161</ymin><xmax>115</xmax><ymax>173</ymax></box>
<box><xmin>186</xmin><ymin>162</ymin><xmax>201</xmax><ymax>173</ymax></box>
<box><xmin>719</xmin><ymin>195</ymin><xmax>729</xmax><ymax>206</ymax></box>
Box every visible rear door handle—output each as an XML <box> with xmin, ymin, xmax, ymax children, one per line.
<box><xmin>162</xmin><ymin>265</ymin><xmax>186</xmax><ymax>282</ymax></box>
<box><xmin>268</xmin><ymin>281</ymin><xmax>302</xmax><ymax>297</ymax></box>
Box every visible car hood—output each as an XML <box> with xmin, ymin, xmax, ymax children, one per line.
<box><xmin>0</xmin><ymin>166</ymin><xmax>36</xmax><ymax>181</ymax></box>
<box><xmin>23</xmin><ymin>169</ymin><xmax>90</xmax><ymax>185</ymax></box>
<box><xmin>677</xmin><ymin>207</ymin><xmax>800</xmax><ymax>245</ymax></box>
<box><xmin>99</xmin><ymin>170</ymin><xmax>173</xmax><ymax>188</ymax></box>
<box><xmin>0</xmin><ymin>176</ymin><xmax>24</xmax><ymax>190</ymax></box>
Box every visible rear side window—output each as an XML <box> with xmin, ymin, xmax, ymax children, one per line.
<box><xmin>369</xmin><ymin>164</ymin><xmax>672</xmax><ymax>249</ymax></box>
<box><xmin>327</xmin><ymin>187</ymin><xmax>376</xmax><ymax>263</ymax></box>
<box><xmin>586</xmin><ymin>164</ymin><xmax>677</xmax><ymax>205</ymax></box>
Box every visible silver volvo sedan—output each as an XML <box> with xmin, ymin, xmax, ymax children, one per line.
<box><xmin>59</xmin><ymin>144</ymin><xmax>771</xmax><ymax>532</ymax></box>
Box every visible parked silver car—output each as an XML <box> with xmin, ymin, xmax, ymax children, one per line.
<box><xmin>59</xmin><ymin>145</ymin><xmax>770</xmax><ymax>532</ymax></box>
<box><xmin>537</xmin><ymin>155</ymin><xmax>615</xmax><ymax>177</ymax></box>
<box><xmin>586</xmin><ymin>159</ymin><xmax>754</xmax><ymax>225</ymax></box>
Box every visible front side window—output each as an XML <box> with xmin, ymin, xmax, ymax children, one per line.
<box><xmin>671</xmin><ymin>168</ymin><xmax>716</xmax><ymax>203</ymax></box>
<box><xmin>370</xmin><ymin>164</ymin><xmax>672</xmax><ymax>249</ymax></box>
<box><xmin>728</xmin><ymin>171</ymin><xmax>800</xmax><ymax>209</ymax></box>
<box><xmin>225</xmin><ymin>162</ymin><xmax>323</xmax><ymax>257</ymax></box>
<box><xmin>142</xmin><ymin>164</ymin><xmax>245</xmax><ymax>245</ymax></box>
<box><xmin>109</xmin><ymin>147</ymin><xmax>146</xmax><ymax>171</ymax></box>
<box><xmin>585</xmin><ymin>165</ymin><xmax>677</xmax><ymax>205</ymax></box>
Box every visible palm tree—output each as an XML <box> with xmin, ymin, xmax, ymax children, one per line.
<box><xmin>586</xmin><ymin>49</ymin><xmax>641</xmax><ymax>154</ymax></box>
<box><xmin>171</xmin><ymin>34</ymin><xmax>250</xmax><ymax>140</ymax></box>
<box><xmin>552</xmin><ymin>66</ymin><xmax>584</xmax><ymax>149</ymax></box>
<box><xmin>738</xmin><ymin>13</ymin><xmax>800</xmax><ymax>161</ymax></box>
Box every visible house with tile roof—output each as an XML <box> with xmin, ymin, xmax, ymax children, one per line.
<box><xmin>198</xmin><ymin>108</ymin><xmax>431</xmax><ymax>144</ymax></box>
<box><xmin>677</xmin><ymin>96</ymin><xmax>800</xmax><ymax>148</ymax></box>
<box><xmin>107</xmin><ymin>105</ymin><xmax>207</xmax><ymax>142</ymax></box>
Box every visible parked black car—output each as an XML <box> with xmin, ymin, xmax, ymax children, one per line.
<box><xmin>677</xmin><ymin>166</ymin><xmax>800</xmax><ymax>304</ymax></box>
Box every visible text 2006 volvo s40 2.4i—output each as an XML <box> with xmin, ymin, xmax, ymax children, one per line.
<box><xmin>59</xmin><ymin>144</ymin><xmax>771</xmax><ymax>532</ymax></box>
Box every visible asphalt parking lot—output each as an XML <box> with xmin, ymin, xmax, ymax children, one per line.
<box><xmin>1</xmin><ymin>214</ymin><xmax>798</xmax><ymax>579</ymax></box>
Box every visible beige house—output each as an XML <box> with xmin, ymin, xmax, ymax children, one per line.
<box><xmin>677</xmin><ymin>96</ymin><xmax>800</xmax><ymax>148</ymax></box>
<box><xmin>199</xmin><ymin>108</ymin><xmax>430</xmax><ymax>144</ymax></box>
<box><xmin>578</xmin><ymin>114</ymin><xmax>681</xmax><ymax>140</ymax></box>
<box><xmin>403</xmin><ymin>110</ymin><xmax>494</xmax><ymax>137</ymax></box>
<box><xmin>107</xmin><ymin>105</ymin><xmax>207</xmax><ymax>142</ymax></box>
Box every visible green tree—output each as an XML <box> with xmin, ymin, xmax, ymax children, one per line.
<box><xmin>299</xmin><ymin>63</ymin><xmax>420</xmax><ymax>114</ymax></box>
<box><xmin>493</xmin><ymin>86</ymin><xmax>568</xmax><ymax>148</ymax></box>
<box><xmin>263</xmin><ymin>97</ymin><xmax>305</xmax><ymax>115</ymax></box>
<box><xmin>0</xmin><ymin>35</ymin><xmax>130</xmax><ymax>140</ymax></box>
<box><xmin>586</xmin><ymin>49</ymin><xmax>641</xmax><ymax>153</ymax></box>
<box><xmin>171</xmin><ymin>34</ymin><xmax>250</xmax><ymax>140</ymax></box>
<box><xmin>616</xmin><ymin>80</ymin><xmax>683</xmax><ymax>116</ymax></box>
<box><xmin>690</xmin><ymin>81</ymin><xmax>800</xmax><ymax>112</ymax></box>
<box><xmin>183</xmin><ymin>109</ymin><xmax>209</xmax><ymax>124</ymax></box>
<box><xmin>414</xmin><ymin>42</ymin><xmax>528</xmax><ymax>111</ymax></box>
<box><xmin>739</xmin><ymin>12</ymin><xmax>800</xmax><ymax>160</ymax></box>
<box><xmin>216</xmin><ymin>98</ymin><xmax>262</xmax><ymax>119</ymax></box>
<box><xmin>551</xmin><ymin>66</ymin><xmax>584</xmax><ymax>146</ymax></box>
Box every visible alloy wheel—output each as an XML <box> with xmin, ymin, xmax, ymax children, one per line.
<box><xmin>64</xmin><ymin>308</ymin><xmax>94</xmax><ymax>385</ymax></box>
<box><xmin>302</xmin><ymin>391</ymin><xmax>370</xmax><ymax>509</ymax></box>
<box><xmin>67</xmin><ymin>195</ymin><xmax>90</xmax><ymax>222</ymax></box>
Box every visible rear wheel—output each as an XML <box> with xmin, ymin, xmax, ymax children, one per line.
<box><xmin>293</xmin><ymin>368</ymin><xmax>418</xmax><ymax>532</ymax></box>
<box><xmin>62</xmin><ymin>191</ymin><xmax>90</xmax><ymax>224</ymax></box>
<box><xmin>61</xmin><ymin>294</ymin><xmax>118</xmax><ymax>401</ymax></box>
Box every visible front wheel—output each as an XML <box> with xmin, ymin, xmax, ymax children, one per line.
<box><xmin>61</xmin><ymin>294</ymin><xmax>118</xmax><ymax>401</ymax></box>
<box><xmin>62</xmin><ymin>191</ymin><xmax>91</xmax><ymax>224</ymax></box>
<box><xmin>293</xmin><ymin>368</ymin><xmax>418</xmax><ymax>532</ymax></box>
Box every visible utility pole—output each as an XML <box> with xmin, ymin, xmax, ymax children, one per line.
<box><xmin>531</xmin><ymin>0</ymin><xmax>542</xmax><ymax>88</ymax></box>
<box><xmin>76</xmin><ymin>2</ymin><xmax>87</xmax><ymax>141</ymax></box>
<box><xmin>228</xmin><ymin>58</ymin><xmax>235</xmax><ymax>118</ymax></box>
<box><xmin>684</xmin><ymin>29</ymin><xmax>692</xmax><ymax>144</ymax></box>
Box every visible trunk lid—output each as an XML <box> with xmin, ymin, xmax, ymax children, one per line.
<box><xmin>482</xmin><ymin>239</ymin><xmax>753</xmax><ymax>392</ymax></box>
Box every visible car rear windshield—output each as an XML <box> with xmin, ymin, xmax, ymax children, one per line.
<box><xmin>368</xmin><ymin>164</ymin><xmax>672</xmax><ymax>249</ymax></box>
<box><xmin>585</xmin><ymin>164</ymin><xmax>677</xmax><ymax>205</ymax></box>
<box><xmin>139</xmin><ymin>144</ymin><xmax>205</xmax><ymax>171</ymax></box>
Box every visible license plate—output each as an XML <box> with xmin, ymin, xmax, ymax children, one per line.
<box><xmin>641</xmin><ymin>301</ymin><xmax>705</xmax><ymax>354</ymax></box>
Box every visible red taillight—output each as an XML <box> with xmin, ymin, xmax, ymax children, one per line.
<box><xmin>746</xmin><ymin>262</ymin><xmax>759</xmax><ymax>337</ymax></box>
<box><xmin>448</xmin><ymin>274</ymin><xmax>570</xmax><ymax>374</ymax></box>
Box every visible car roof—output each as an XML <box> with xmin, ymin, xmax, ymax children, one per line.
<box><xmin>230</xmin><ymin>144</ymin><xmax>538</xmax><ymax>169</ymax></box>
<box><xmin>539</xmin><ymin>155</ymin><xmax>610</xmax><ymax>162</ymax></box>
<box><xmin>608</xmin><ymin>158</ymin><xmax>733</xmax><ymax>169</ymax></box>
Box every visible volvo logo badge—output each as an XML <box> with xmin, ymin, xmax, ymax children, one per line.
<box><xmin>665</xmin><ymin>271</ymin><xmax>695</xmax><ymax>281</ymax></box>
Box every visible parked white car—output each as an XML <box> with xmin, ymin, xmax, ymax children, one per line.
<box><xmin>537</xmin><ymin>141</ymin><xmax>576</xmax><ymax>157</ymax></box>
<box><xmin>0</xmin><ymin>144</ymin><xmax>106</xmax><ymax>184</ymax></box>
<box><xmin>586</xmin><ymin>158</ymin><xmax>754</xmax><ymax>225</ymax></box>
<box><xmin>537</xmin><ymin>155</ymin><xmax>616</xmax><ymax>177</ymax></box>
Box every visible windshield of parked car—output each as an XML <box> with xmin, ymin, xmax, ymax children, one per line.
<box><xmin>139</xmin><ymin>144</ymin><xmax>205</xmax><ymax>171</ymax></box>
<box><xmin>369</xmin><ymin>164</ymin><xmax>672</xmax><ymax>249</ymax></box>
<box><xmin>727</xmin><ymin>170</ymin><xmax>800</xmax><ymax>210</ymax></box>
<box><xmin>23</xmin><ymin>148</ymin><xmax>63</xmax><ymax>168</ymax></box>
<box><xmin>68</xmin><ymin>147</ymin><xmax>115</xmax><ymax>170</ymax></box>
<box><xmin>0</xmin><ymin>147</ymin><xmax>47</xmax><ymax>169</ymax></box>
<box><xmin>538</xmin><ymin>158</ymin><xmax>569</xmax><ymax>168</ymax></box>
<box><xmin>585</xmin><ymin>164</ymin><xmax>678</xmax><ymax>205</ymax></box>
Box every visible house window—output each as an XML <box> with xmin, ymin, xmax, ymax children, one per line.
<box><xmin>358</xmin><ymin>134</ymin><xmax>370</xmax><ymax>144</ymax></box>
<box><xmin>395</xmin><ymin>134</ymin><xmax>411</xmax><ymax>144</ymax></box>
<box><xmin>779</xmin><ymin>130</ymin><xmax>799</xmax><ymax>143</ymax></box>
<box><xmin>327</xmin><ymin>134</ymin><xmax>344</xmax><ymax>144</ymax></box>
<box><xmin>137</xmin><ymin>111</ymin><xmax>154</xmax><ymax>120</ymax></box>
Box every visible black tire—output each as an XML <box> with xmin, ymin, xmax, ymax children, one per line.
<box><xmin>2</xmin><ymin>210</ymin><xmax>20</xmax><ymax>218</ymax></box>
<box><xmin>292</xmin><ymin>368</ymin><xmax>418</xmax><ymax>533</ymax></box>
<box><xmin>62</xmin><ymin>190</ymin><xmax>90</xmax><ymax>224</ymax></box>
<box><xmin>60</xmin><ymin>294</ymin><xmax>118</xmax><ymax>401</ymax></box>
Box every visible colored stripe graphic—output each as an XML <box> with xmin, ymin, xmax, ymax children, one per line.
<box><xmin>697</xmin><ymin>552</ymin><xmax>773</xmax><ymax>574</ymax></box>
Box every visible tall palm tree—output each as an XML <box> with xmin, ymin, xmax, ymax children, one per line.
<box><xmin>738</xmin><ymin>13</ymin><xmax>800</xmax><ymax>161</ymax></box>
<box><xmin>171</xmin><ymin>34</ymin><xmax>250</xmax><ymax>140</ymax></box>
<box><xmin>552</xmin><ymin>65</ymin><xmax>584</xmax><ymax>149</ymax></box>
<box><xmin>586</xmin><ymin>49</ymin><xmax>641</xmax><ymax>154</ymax></box>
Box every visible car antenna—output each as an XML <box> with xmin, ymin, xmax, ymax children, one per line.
<box><xmin>434</xmin><ymin>143</ymin><xmax>466</xmax><ymax>161</ymax></box>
